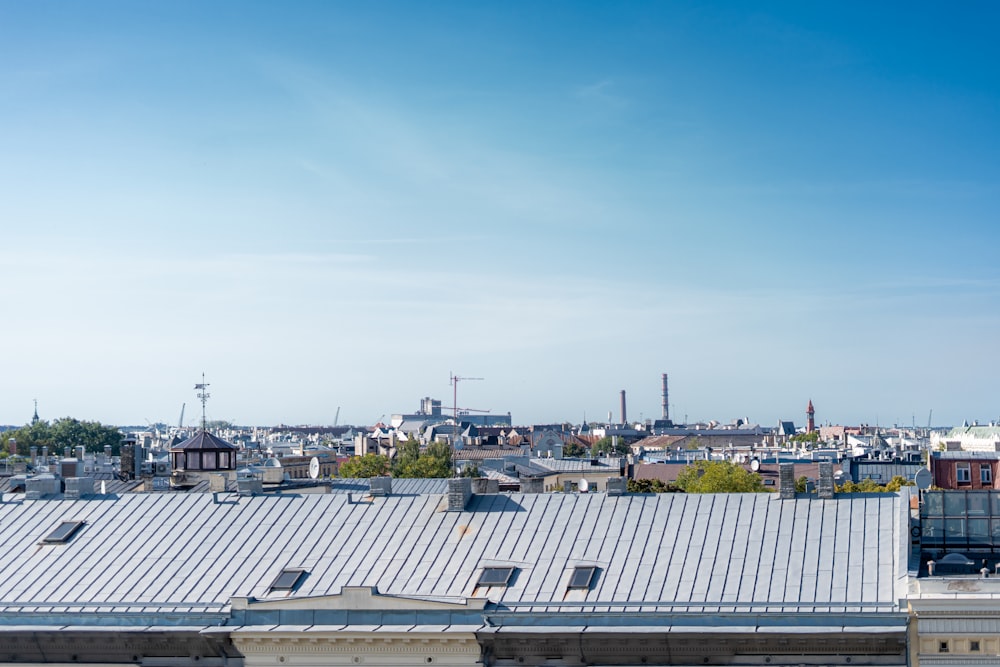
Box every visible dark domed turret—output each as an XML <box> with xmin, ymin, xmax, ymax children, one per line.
<box><xmin>170</xmin><ymin>431</ymin><xmax>238</xmax><ymax>473</ymax></box>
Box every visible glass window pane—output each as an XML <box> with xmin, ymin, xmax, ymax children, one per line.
<box><xmin>969</xmin><ymin>518</ymin><xmax>990</xmax><ymax>544</ymax></box>
<box><xmin>478</xmin><ymin>567</ymin><xmax>515</xmax><ymax>586</ymax></box>
<box><xmin>944</xmin><ymin>493</ymin><xmax>967</xmax><ymax>516</ymax></box>
<box><xmin>924</xmin><ymin>518</ymin><xmax>945</xmax><ymax>544</ymax></box>
<box><xmin>945</xmin><ymin>518</ymin><xmax>966</xmax><ymax>540</ymax></box>
<box><xmin>923</xmin><ymin>491</ymin><xmax>943</xmax><ymax>517</ymax></box>
<box><xmin>968</xmin><ymin>493</ymin><xmax>990</xmax><ymax>516</ymax></box>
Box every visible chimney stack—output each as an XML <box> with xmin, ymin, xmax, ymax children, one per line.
<box><xmin>778</xmin><ymin>463</ymin><xmax>796</xmax><ymax>499</ymax></box>
<box><xmin>620</xmin><ymin>390</ymin><xmax>627</xmax><ymax>425</ymax></box>
<box><xmin>447</xmin><ymin>477</ymin><xmax>472</xmax><ymax>511</ymax></box>
<box><xmin>817</xmin><ymin>461</ymin><xmax>835</xmax><ymax>499</ymax></box>
<box><xmin>662</xmin><ymin>374</ymin><xmax>669</xmax><ymax>421</ymax></box>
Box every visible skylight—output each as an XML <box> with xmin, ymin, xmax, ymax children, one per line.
<box><xmin>43</xmin><ymin>521</ymin><xmax>85</xmax><ymax>544</ymax></box>
<box><xmin>477</xmin><ymin>567</ymin><xmax>515</xmax><ymax>587</ymax></box>
<box><xmin>270</xmin><ymin>568</ymin><xmax>307</xmax><ymax>592</ymax></box>
<box><xmin>568</xmin><ymin>566</ymin><xmax>597</xmax><ymax>589</ymax></box>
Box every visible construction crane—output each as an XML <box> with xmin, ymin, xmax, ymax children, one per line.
<box><xmin>178</xmin><ymin>403</ymin><xmax>185</xmax><ymax>429</ymax></box>
<box><xmin>334</xmin><ymin>407</ymin><xmax>340</xmax><ymax>427</ymax></box>
<box><xmin>449</xmin><ymin>373</ymin><xmax>484</xmax><ymax>422</ymax></box>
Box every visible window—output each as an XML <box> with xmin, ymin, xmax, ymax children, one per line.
<box><xmin>939</xmin><ymin>642</ymin><xmax>949</xmax><ymax>653</ymax></box>
<box><xmin>970</xmin><ymin>641</ymin><xmax>981</xmax><ymax>652</ymax></box>
<box><xmin>477</xmin><ymin>567</ymin><xmax>516</xmax><ymax>587</ymax></box>
<box><xmin>43</xmin><ymin>521</ymin><xmax>85</xmax><ymax>544</ymax></box>
<box><xmin>983</xmin><ymin>467</ymin><xmax>993</xmax><ymax>484</ymax></box>
<box><xmin>568</xmin><ymin>566</ymin><xmax>597</xmax><ymax>589</ymax></box>
<box><xmin>957</xmin><ymin>464</ymin><xmax>971</xmax><ymax>483</ymax></box>
<box><xmin>270</xmin><ymin>568</ymin><xmax>307</xmax><ymax>592</ymax></box>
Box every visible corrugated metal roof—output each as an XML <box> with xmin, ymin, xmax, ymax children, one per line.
<box><xmin>0</xmin><ymin>491</ymin><xmax>906</xmax><ymax>621</ymax></box>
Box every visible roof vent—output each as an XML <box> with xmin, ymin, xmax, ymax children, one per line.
<box><xmin>64</xmin><ymin>477</ymin><xmax>95</xmax><ymax>500</ymax></box>
<box><xmin>369</xmin><ymin>476</ymin><xmax>392</xmax><ymax>497</ymax></box>
<box><xmin>606</xmin><ymin>477</ymin><xmax>626</xmax><ymax>496</ymax></box>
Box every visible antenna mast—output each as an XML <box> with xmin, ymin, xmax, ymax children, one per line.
<box><xmin>194</xmin><ymin>373</ymin><xmax>211</xmax><ymax>431</ymax></box>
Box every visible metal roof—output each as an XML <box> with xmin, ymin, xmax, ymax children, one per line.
<box><xmin>0</xmin><ymin>490</ymin><xmax>907</xmax><ymax>625</ymax></box>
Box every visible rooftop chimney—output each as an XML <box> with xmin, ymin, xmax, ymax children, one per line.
<box><xmin>662</xmin><ymin>373</ymin><xmax>669</xmax><ymax>421</ymax></box>
<box><xmin>778</xmin><ymin>463</ymin><xmax>795</xmax><ymax>499</ymax></box>
<box><xmin>817</xmin><ymin>461</ymin><xmax>835</xmax><ymax>499</ymax></box>
<box><xmin>447</xmin><ymin>477</ymin><xmax>472</xmax><ymax>511</ymax></box>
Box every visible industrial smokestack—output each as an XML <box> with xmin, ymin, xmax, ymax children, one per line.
<box><xmin>620</xmin><ymin>390</ymin><xmax>627</xmax><ymax>425</ymax></box>
<box><xmin>662</xmin><ymin>373</ymin><xmax>669</xmax><ymax>420</ymax></box>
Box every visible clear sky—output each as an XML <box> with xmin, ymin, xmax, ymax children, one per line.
<box><xmin>1</xmin><ymin>1</ymin><xmax>998</xmax><ymax>429</ymax></box>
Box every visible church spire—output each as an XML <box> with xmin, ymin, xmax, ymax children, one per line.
<box><xmin>31</xmin><ymin>399</ymin><xmax>39</xmax><ymax>425</ymax></box>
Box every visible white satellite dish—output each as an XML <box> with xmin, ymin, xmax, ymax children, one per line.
<box><xmin>579</xmin><ymin>479</ymin><xmax>590</xmax><ymax>493</ymax></box>
<box><xmin>308</xmin><ymin>457</ymin><xmax>320</xmax><ymax>480</ymax></box>
<box><xmin>750</xmin><ymin>458</ymin><xmax>760</xmax><ymax>472</ymax></box>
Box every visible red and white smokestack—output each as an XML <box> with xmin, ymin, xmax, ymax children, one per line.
<box><xmin>662</xmin><ymin>373</ymin><xmax>669</xmax><ymax>420</ymax></box>
<box><xmin>620</xmin><ymin>390</ymin><xmax>627</xmax><ymax>425</ymax></box>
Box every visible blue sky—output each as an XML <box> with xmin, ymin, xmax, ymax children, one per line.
<box><xmin>1</xmin><ymin>2</ymin><xmax>998</xmax><ymax>428</ymax></box>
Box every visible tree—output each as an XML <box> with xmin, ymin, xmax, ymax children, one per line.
<box><xmin>393</xmin><ymin>438</ymin><xmax>453</xmax><ymax>478</ymax></box>
<box><xmin>674</xmin><ymin>460</ymin><xmax>768</xmax><ymax>493</ymax></box>
<box><xmin>459</xmin><ymin>463</ymin><xmax>481</xmax><ymax>477</ymax></box>
<box><xmin>591</xmin><ymin>436</ymin><xmax>630</xmax><ymax>457</ymax></box>
<box><xmin>1</xmin><ymin>418</ymin><xmax>123</xmax><ymax>457</ymax></box>
<box><xmin>627</xmin><ymin>478</ymin><xmax>683</xmax><ymax>493</ymax></box>
<box><xmin>790</xmin><ymin>431</ymin><xmax>821</xmax><ymax>444</ymax></box>
<box><xmin>562</xmin><ymin>440</ymin><xmax>587</xmax><ymax>458</ymax></box>
<box><xmin>338</xmin><ymin>454</ymin><xmax>390</xmax><ymax>478</ymax></box>
<box><xmin>836</xmin><ymin>475</ymin><xmax>915</xmax><ymax>493</ymax></box>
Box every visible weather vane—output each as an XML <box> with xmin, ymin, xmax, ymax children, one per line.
<box><xmin>194</xmin><ymin>373</ymin><xmax>210</xmax><ymax>431</ymax></box>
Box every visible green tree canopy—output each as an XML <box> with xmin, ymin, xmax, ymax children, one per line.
<box><xmin>1</xmin><ymin>418</ymin><xmax>123</xmax><ymax>457</ymax></box>
<box><xmin>836</xmin><ymin>475</ymin><xmax>915</xmax><ymax>493</ymax></box>
<box><xmin>790</xmin><ymin>431</ymin><xmax>821</xmax><ymax>444</ymax></box>
<box><xmin>591</xmin><ymin>436</ymin><xmax>630</xmax><ymax>456</ymax></box>
<box><xmin>393</xmin><ymin>439</ymin><xmax>453</xmax><ymax>478</ymax></box>
<box><xmin>338</xmin><ymin>453</ymin><xmax>391</xmax><ymax>478</ymax></box>
<box><xmin>627</xmin><ymin>478</ymin><xmax>683</xmax><ymax>493</ymax></box>
<box><xmin>674</xmin><ymin>460</ymin><xmax>768</xmax><ymax>493</ymax></box>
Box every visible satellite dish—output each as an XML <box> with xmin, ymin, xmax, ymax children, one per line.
<box><xmin>914</xmin><ymin>468</ymin><xmax>932</xmax><ymax>490</ymax></box>
<box><xmin>309</xmin><ymin>457</ymin><xmax>320</xmax><ymax>480</ymax></box>
<box><xmin>579</xmin><ymin>479</ymin><xmax>590</xmax><ymax>493</ymax></box>
<box><xmin>750</xmin><ymin>458</ymin><xmax>760</xmax><ymax>472</ymax></box>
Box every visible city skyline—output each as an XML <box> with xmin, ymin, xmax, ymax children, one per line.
<box><xmin>2</xmin><ymin>2</ymin><xmax>998</xmax><ymax>427</ymax></box>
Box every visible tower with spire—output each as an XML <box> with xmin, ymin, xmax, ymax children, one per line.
<box><xmin>807</xmin><ymin>399</ymin><xmax>816</xmax><ymax>433</ymax></box>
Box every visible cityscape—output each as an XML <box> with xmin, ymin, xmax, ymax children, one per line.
<box><xmin>2</xmin><ymin>2</ymin><xmax>999</xmax><ymax>667</ymax></box>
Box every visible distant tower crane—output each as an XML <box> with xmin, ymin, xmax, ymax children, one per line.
<box><xmin>178</xmin><ymin>403</ymin><xmax>186</xmax><ymax>429</ymax></box>
<box><xmin>449</xmin><ymin>373</ymin><xmax>484</xmax><ymax>422</ymax></box>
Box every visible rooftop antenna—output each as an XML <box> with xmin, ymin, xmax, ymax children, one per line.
<box><xmin>194</xmin><ymin>373</ymin><xmax>211</xmax><ymax>431</ymax></box>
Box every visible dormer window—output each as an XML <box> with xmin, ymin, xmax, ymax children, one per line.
<box><xmin>43</xmin><ymin>521</ymin><xmax>85</xmax><ymax>544</ymax></box>
<box><xmin>568</xmin><ymin>566</ymin><xmax>598</xmax><ymax>589</ymax></box>
<box><xmin>270</xmin><ymin>568</ymin><xmax>307</xmax><ymax>592</ymax></box>
<box><xmin>477</xmin><ymin>567</ymin><xmax>515</xmax><ymax>587</ymax></box>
